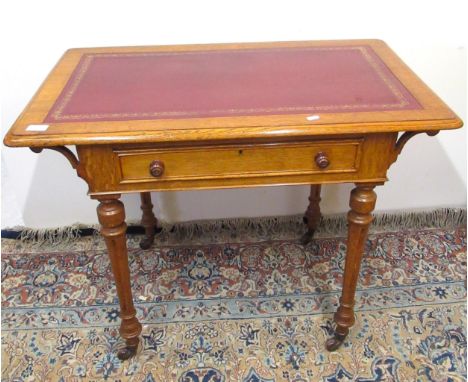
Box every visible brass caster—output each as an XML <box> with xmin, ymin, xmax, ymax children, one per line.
<box><xmin>300</xmin><ymin>229</ymin><xmax>315</xmax><ymax>245</ymax></box>
<box><xmin>117</xmin><ymin>345</ymin><xmax>138</xmax><ymax>360</ymax></box>
<box><xmin>139</xmin><ymin>236</ymin><xmax>154</xmax><ymax>250</ymax></box>
<box><xmin>325</xmin><ymin>333</ymin><xmax>347</xmax><ymax>351</ymax></box>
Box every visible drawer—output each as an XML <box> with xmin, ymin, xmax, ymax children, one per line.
<box><xmin>114</xmin><ymin>139</ymin><xmax>363</xmax><ymax>184</ymax></box>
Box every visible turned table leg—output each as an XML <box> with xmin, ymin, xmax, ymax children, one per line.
<box><xmin>97</xmin><ymin>196</ymin><xmax>142</xmax><ymax>360</ymax></box>
<box><xmin>139</xmin><ymin>192</ymin><xmax>158</xmax><ymax>250</ymax></box>
<box><xmin>326</xmin><ymin>183</ymin><xmax>377</xmax><ymax>351</ymax></box>
<box><xmin>300</xmin><ymin>184</ymin><xmax>322</xmax><ymax>245</ymax></box>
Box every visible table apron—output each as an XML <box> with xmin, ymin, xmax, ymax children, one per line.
<box><xmin>76</xmin><ymin>133</ymin><xmax>397</xmax><ymax>195</ymax></box>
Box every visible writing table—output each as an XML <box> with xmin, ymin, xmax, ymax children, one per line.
<box><xmin>4</xmin><ymin>40</ymin><xmax>463</xmax><ymax>360</ymax></box>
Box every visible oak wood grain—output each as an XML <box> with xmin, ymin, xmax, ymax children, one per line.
<box><xmin>3</xmin><ymin>40</ymin><xmax>462</xmax><ymax>148</ymax></box>
<box><xmin>97</xmin><ymin>196</ymin><xmax>142</xmax><ymax>359</ymax></box>
<box><xmin>326</xmin><ymin>183</ymin><xmax>377</xmax><ymax>351</ymax></box>
<box><xmin>139</xmin><ymin>192</ymin><xmax>158</xmax><ymax>250</ymax></box>
<box><xmin>117</xmin><ymin>139</ymin><xmax>361</xmax><ymax>183</ymax></box>
<box><xmin>75</xmin><ymin>134</ymin><xmax>395</xmax><ymax>195</ymax></box>
<box><xmin>4</xmin><ymin>40</ymin><xmax>463</xmax><ymax>357</ymax></box>
<box><xmin>300</xmin><ymin>184</ymin><xmax>322</xmax><ymax>245</ymax></box>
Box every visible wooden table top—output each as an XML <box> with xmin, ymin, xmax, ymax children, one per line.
<box><xmin>4</xmin><ymin>40</ymin><xmax>462</xmax><ymax>147</ymax></box>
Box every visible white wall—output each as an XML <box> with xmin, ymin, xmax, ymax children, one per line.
<box><xmin>1</xmin><ymin>0</ymin><xmax>466</xmax><ymax>229</ymax></box>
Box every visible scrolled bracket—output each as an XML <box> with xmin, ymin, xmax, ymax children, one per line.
<box><xmin>391</xmin><ymin>130</ymin><xmax>439</xmax><ymax>164</ymax></box>
<box><xmin>30</xmin><ymin>146</ymin><xmax>85</xmax><ymax>179</ymax></box>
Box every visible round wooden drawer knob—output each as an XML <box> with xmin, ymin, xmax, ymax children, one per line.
<box><xmin>149</xmin><ymin>160</ymin><xmax>165</xmax><ymax>177</ymax></box>
<box><xmin>315</xmin><ymin>152</ymin><xmax>330</xmax><ymax>169</ymax></box>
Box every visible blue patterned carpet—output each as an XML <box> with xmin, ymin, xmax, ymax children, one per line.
<box><xmin>1</xmin><ymin>224</ymin><xmax>466</xmax><ymax>381</ymax></box>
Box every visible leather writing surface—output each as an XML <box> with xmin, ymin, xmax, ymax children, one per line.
<box><xmin>45</xmin><ymin>46</ymin><xmax>422</xmax><ymax>123</ymax></box>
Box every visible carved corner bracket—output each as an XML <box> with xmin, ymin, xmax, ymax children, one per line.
<box><xmin>390</xmin><ymin>130</ymin><xmax>439</xmax><ymax>164</ymax></box>
<box><xmin>30</xmin><ymin>146</ymin><xmax>85</xmax><ymax>179</ymax></box>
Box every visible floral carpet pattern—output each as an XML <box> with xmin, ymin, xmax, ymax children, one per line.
<box><xmin>1</xmin><ymin>223</ymin><xmax>466</xmax><ymax>381</ymax></box>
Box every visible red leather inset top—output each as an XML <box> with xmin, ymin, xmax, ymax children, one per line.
<box><xmin>45</xmin><ymin>45</ymin><xmax>421</xmax><ymax>123</ymax></box>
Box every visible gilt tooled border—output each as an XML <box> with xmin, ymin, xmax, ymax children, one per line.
<box><xmin>50</xmin><ymin>46</ymin><xmax>414</xmax><ymax>121</ymax></box>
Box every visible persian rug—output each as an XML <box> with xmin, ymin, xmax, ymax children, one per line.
<box><xmin>1</xmin><ymin>210</ymin><xmax>466</xmax><ymax>381</ymax></box>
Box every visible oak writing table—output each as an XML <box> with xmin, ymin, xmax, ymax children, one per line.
<box><xmin>4</xmin><ymin>40</ymin><xmax>463</xmax><ymax>360</ymax></box>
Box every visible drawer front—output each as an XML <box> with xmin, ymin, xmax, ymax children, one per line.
<box><xmin>115</xmin><ymin>140</ymin><xmax>362</xmax><ymax>184</ymax></box>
